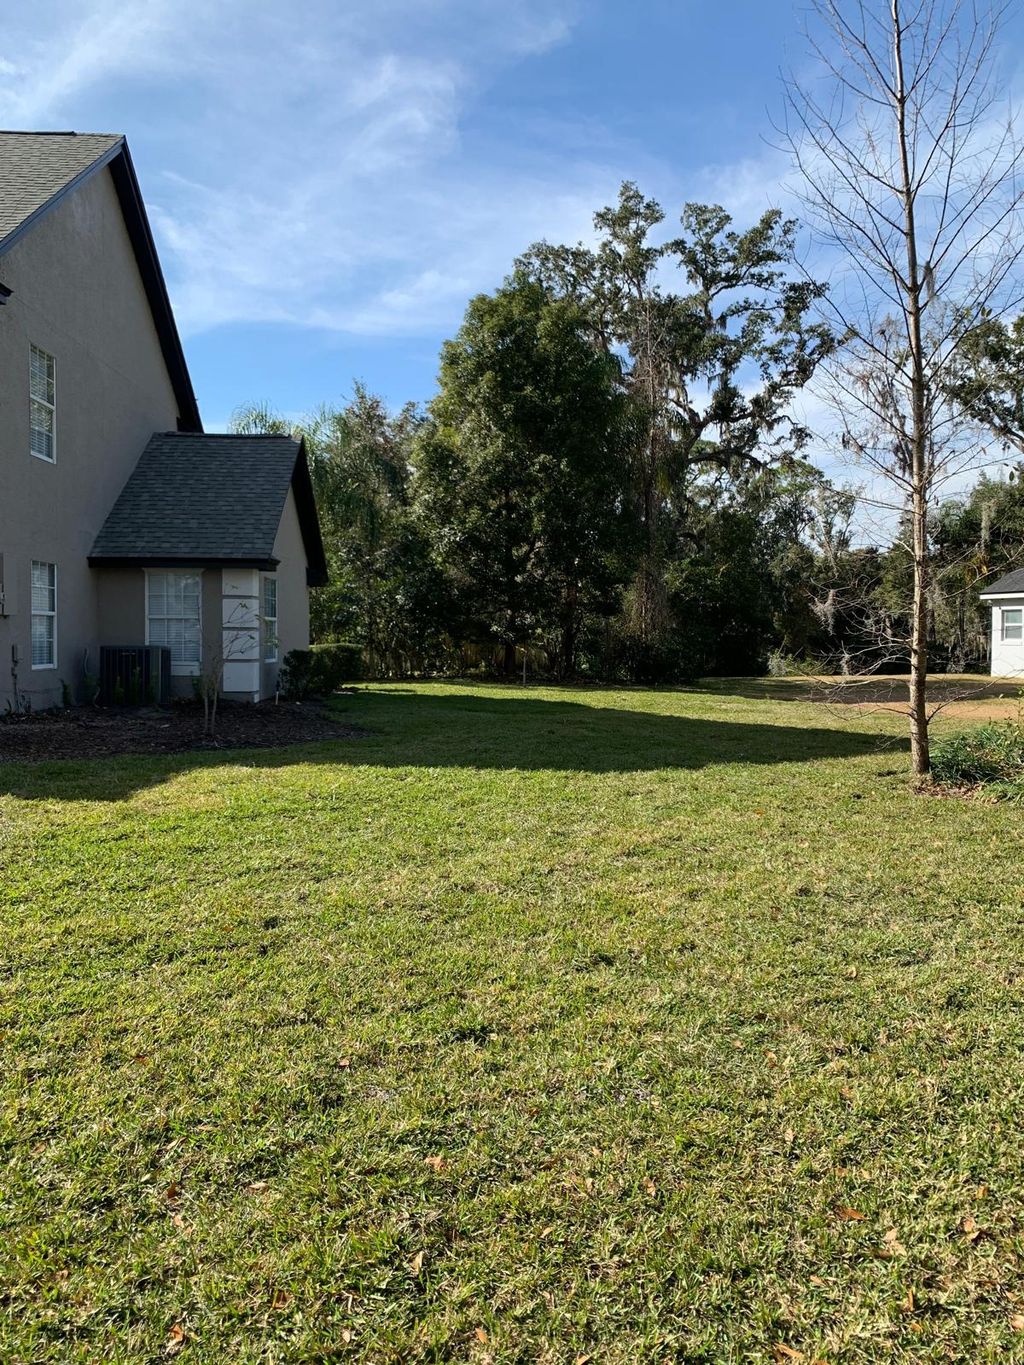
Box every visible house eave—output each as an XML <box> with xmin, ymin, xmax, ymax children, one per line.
<box><xmin>979</xmin><ymin>591</ymin><xmax>1024</xmax><ymax>601</ymax></box>
<box><xmin>292</xmin><ymin>439</ymin><xmax>329</xmax><ymax>586</ymax></box>
<box><xmin>89</xmin><ymin>555</ymin><xmax>280</xmax><ymax>572</ymax></box>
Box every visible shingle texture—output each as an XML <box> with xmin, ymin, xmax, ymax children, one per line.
<box><xmin>0</xmin><ymin>132</ymin><xmax>122</xmax><ymax>247</ymax></box>
<box><xmin>981</xmin><ymin>568</ymin><xmax>1024</xmax><ymax>596</ymax></box>
<box><xmin>91</xmin><ymin>433</ymin><xmax>301</xmax><ymax>564</ymax></box>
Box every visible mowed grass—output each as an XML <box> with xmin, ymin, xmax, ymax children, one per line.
<box><xmin>2</xmin><ymin>681</ymin><xmax>1023</xmax><ymax>1363</ymax></box>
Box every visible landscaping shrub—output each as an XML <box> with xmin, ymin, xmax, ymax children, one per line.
<box><xmin>278</xmin><ymin>650</ymin><xmax>317</xmax><ymax>699</ymax></box>
<box><xmin>931</xmin><ymin>717</ymin><xmax>1024</xmax><ymax>793</ymax></box>
<box><xmin>310</xmin><ymin>642</ymin><xmax>363</xmax><ymax>690</ymax></box>
<box><xmin>280</xmin><ymin>644</ymin><xmax>363</xmax><ymax>699</ymax></box>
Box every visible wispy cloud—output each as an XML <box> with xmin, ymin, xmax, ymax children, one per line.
<box><xmin>0</xmin><ymin>0</ymin><xmax>596</xmax><ymax>337</ymax></box>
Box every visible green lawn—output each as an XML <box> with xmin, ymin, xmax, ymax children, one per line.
<box><xmin>2</xmin><ymin>682</ymin><xmax>1023</xmax><ymax>1363</ymax></box>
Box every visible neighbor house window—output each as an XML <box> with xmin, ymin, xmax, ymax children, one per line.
<box><xmin>1003</xmin><ymin>607</ymin><xmax>1023</xmax><ymax>642</ymax></box>
<box><xmin>30</xmin><ymin>345</ymin><xmax>55</xmax><ymax>462</ymax></box>
<box><xmin>147</xmin><ymin>571</ymin><xmax>201</xmax><ymax>673</ymax></box>
<box><xmin>31</xmin><ymin>561</ymin><xmax>56</xmax><ymax>668</ymax></box>
<box><xmin>262</xmin><ymin>574</ymin><xmax>278</xmax><ymax>662</ymax></box>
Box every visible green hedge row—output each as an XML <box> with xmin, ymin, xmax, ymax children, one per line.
<box><xmin>279</xmin><ymin>643</ymin><xmax>363</xmax><ymax>699</ymax></box>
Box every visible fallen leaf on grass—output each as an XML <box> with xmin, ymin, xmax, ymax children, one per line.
<box><xmin>773</xmin><ymin>1345</ymin><xmax>804</xmax><ymax>1361</ymax></box>
<box><xmin>960</xmin><ymin>1215</ymin><xmax>981</xmax><ymax>1242</ymax></box>
<box><xmin>424</xmin><ymin>1156</ymin><xmax>447</xmax><ymax>1172</ymax></box>
<box><xmin>271</xmin><ymin>1290</ymin><xmax>293</xmax><ymax>1312</ymax></box>
<box><xmin>643</xmin><ymin>1177</ymin><xmax>657</xmax><ymax>1196</ymax></box>
<box><xmin>1010</xmin><ymin>1314</ymin><xmax>1024</xmax><ymax>1331</ymax></box>
<box><xmin>474</xmin><ymin>1326</ymin><xmax>489</xmax><ymax>1343</ymax></box>
<box><xmin>808</xmin><ymin>1275</ymin><xmax>827</xmax><ymax>1288</ymax></box>
<box><xmin>410</xmin><ymin>1251</ymin><xmax>425</xmax><ymax>1276</ymax></box>
<box><xmin>165</xmin><ymin>1324</ymin><xmax>186</xmax><ymax>1356</ymax></box>
<box><xmin>836</xmin><ymin>1206</ymin><xmax>866</xmax><ymax>1222</ymax></box>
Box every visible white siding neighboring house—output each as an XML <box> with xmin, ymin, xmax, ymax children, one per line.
<box><xmin>0</xmin><ymin>131</ymin><xmax>326</xmax><ymax>710</ymax></box>
<box><xmin>979</xmin><ymin>569</ymin><xmax>1024</xmax><ymax>678</ymax></box>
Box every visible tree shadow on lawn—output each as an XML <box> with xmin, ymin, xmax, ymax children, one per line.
<box><xmin>0</xmin><ymin>686</ymin><xmax>904</xmax><ymax>802</ymax></box>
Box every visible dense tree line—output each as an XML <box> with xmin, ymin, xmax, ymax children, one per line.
<box><xmin>235</xmin><ymin>182</ymin><xmax>1024</xmax><ymax>685</ymax></box>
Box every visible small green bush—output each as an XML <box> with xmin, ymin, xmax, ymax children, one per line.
<box><xmin>310</xmin><ymin>642</ymin><xmax>363</xmax><ymax>690</ymax></box>
<box><xmin>765</xmin><ymin>650</ymin><xmax>820</xmax><ymax>679</ymax></box>
<box><xmin>280</xmin><ymin>644</ymin><xmax>363</xmax><ymax>699</ymax></box>
<box><xmin>278</xmin><ymin>650</ymin><xmax>316</xmax><ymax>700</ymax></box>
<box><xmin>931</xmin><ymin>719</ymin><xmax>1024</xmax><ymax>793</ymax></box>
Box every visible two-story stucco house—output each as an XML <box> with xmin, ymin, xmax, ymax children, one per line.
<box><xmin>0</xmin><ymin>131</ymin><xmax>326</xmax><ymax>712</ymax></box>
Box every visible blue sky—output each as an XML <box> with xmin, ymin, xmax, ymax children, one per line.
<box><xmin>5</xmin><ymin>0</ymin><xmax>1024</xmax><ymax>440</ymax></box>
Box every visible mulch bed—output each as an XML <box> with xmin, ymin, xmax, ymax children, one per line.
<box><xmin>0</xmin><ymin>699</ymin><xmax>364</xmax><ymax>764</ymax></box>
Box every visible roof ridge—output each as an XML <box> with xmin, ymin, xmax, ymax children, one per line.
<box><xmin>156</xmin><ymin>430</ymin><xmax>299</xmax><ymax>439</ymax></box>
<box><xmin>0</xmin><ymin>129</ymin><xmax>122</xmax><ymax>138</ymax></box>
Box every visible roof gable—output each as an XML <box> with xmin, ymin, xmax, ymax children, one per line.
<box><xmin>0</xmin><ymin>131</ymin><xmax>123</xmax><ymax>247</ymax></box>
<box><xmin>89</xmin><ymin>433</ymin><xmax>327</xmax><ymax>584</ymax></box>
<box><xmin>979</xmin><ymin>567</ymin><xmax>1024</xmax><ymax>597</ymax></box>
<box><xmin>0</xmin><ymin>132</ymin><xmax>201</xmax><ymax>432</ymax></box>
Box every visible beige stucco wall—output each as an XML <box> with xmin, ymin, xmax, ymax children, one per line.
<box><xmin>94</xmin><ymin>566</ymin><xmax>145</xmax><ymax>648</ymax></box>
<box><xmin>0</xmin><ymin>167</ymin><xmax>182</xmax><ymax>709</ymax></box>
<box><xmin>261</xmin><ymin>487</ymin><xmax>311</xmax><ymax>698</ymax></box>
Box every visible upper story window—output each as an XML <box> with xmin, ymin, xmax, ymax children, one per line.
<box><xmin>1002</xmin><ymin>607</ymin><xmax>1023</xmax><ymax>643</ymax></box>
<box><xmin>30</xmin><ymin>345</ymin><xmax>56</xmax><ymax>462</ymax></box>
<box><xmin>262</xmin><ymin>574</ymin><xmax>278</xmax><ymax>663</ymax></box>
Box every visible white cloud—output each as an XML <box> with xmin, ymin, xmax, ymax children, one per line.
<box><xmin>0</xmin><ymin>0</ymin><xmax>591</xmax><ymax>337</ymax></box>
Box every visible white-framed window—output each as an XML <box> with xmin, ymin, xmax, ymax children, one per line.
<box><xmin>146</xmin><ymin>571</ymin><xmax>202</xmax><ymax>674</ymax></box>
<box><xmin>1002</xmin><ymin>607</ymin><xmax>1023</xmax><ymax>643</ymax></box>
<box><xmin>30</xmin><ymin>345</ymin><xmax>56</xmax><ymax>462</ymax></box>
<box><xmin>262</xmin><ymin>574</ymin><xmax>278</xmax><ymax>663</ymax></box>
<box><xmin>31</xmin><ymin>560</ymin><xmax>56</xmax><ymax>668</ymax></box>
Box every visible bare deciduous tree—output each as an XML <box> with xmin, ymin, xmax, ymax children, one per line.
<box><xmin>782</xmin><ymin>0</ymin><xmax>1024</xmax><ymax>776</ymax></box>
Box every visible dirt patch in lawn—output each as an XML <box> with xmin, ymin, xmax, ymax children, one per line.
<box><xmin>0</xmin><ymin>699</ymin><xmax>363</xmax><ymax>764</ymax></box>
<box><xmin>704</xmin><ymin>675</ymin><xmax>1023</xmax><ymax>722</ymax></box>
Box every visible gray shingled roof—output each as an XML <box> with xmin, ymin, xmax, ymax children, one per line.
<box><xmin>90</xmin><ymin>433</ymin><xmax>303</xmax><ymax>565</ymax></box>
<box><xmin>0</xmin><ymin>131</ymin><xmax>123</xmax><ymax>249</ymax></box>
<box><xmin>980</xmin><ymin>568</ymin><xmax>1024</xmax><ymax>596</ymax></box>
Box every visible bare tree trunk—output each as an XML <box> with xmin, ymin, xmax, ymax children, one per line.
<box><xmin>910</xmin><ymin>485</ymin><xmax>930</xmax><ymax>774</ymax></box>
<box><xmin>893</xmin><ymin>1</ymin><xmax>931</xmax><ymax>776</ymax></box>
